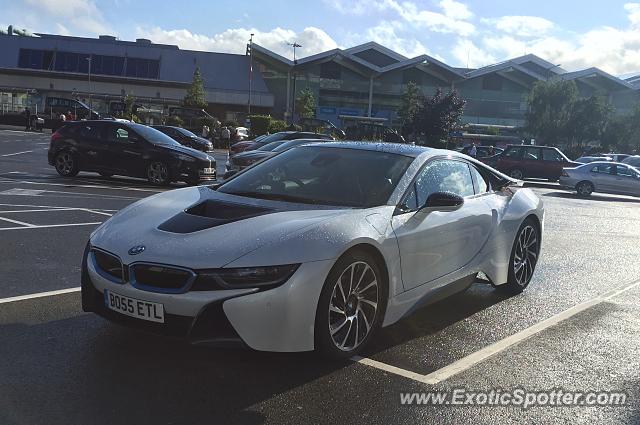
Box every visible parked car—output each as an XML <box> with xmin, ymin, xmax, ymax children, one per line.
<box><xmin>459</xmin><ymin>145</ymin><xmax>504</xmax><ymax>158</ymax></box>
<box><xmin>575</xmin><ymin>156</ymin><xmax>612</xmax><ymax>164</ymax></box>
<box><xmin>224</xmin><ymin>138</ymin><xmax>330</xmax><ymax>178</ymax></box>
<box><xmin>48</xmin><ymin>121</ymin><xmax>216</xmax><ymax>185</ymax></box>
<box><xmin>606</xmin><ymin>153</ymin><xmax>630</xmax><ymax>163</ymax></box>
<box><xmin>622</xmin><ymin>155</ymin><xmax>640</xmax><ymax>168</ymax></box>
<box><xmin>81</xmin><ymin>142</ymin><xmax>543</xmax><ymax>357</ymax></box>
<box><xmin>230</xmin><ymin>131</ymin><xmax>333</xmax><ymax>155</ymax></box>
<box><xmin>151</xmin><ymin>125</ymin><xmax>214</xmax><ymax>153</ymax></box>
<box><xmin>560</xmin><ymin>162</ymin><xmax>640</xmax><ymax>197</ymax></box>
<box><xmin>233</xmin><ymin>126</ymin><xmax>250</xmax><ymax>142</ymax></box>
<box><xmin>484</xmin><ymin>145</ymin><xmax>580</xmax><ymax>181</ymax></box>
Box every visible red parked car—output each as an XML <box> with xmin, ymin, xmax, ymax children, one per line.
<box><xmin>483</xmin><ymin>145</ymin><xmax>581</xmax><ymax>181</ymax></box>
<box><xmin>229</xmin><ymin>131</ymin><xmax>333</xmax><ymax>155</ymax></box>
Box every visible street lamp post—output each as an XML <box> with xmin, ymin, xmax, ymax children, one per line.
<box><xmin>288</xmin><ymin>42</ymin><xmax>301</xmax><ymax>125</ymax></box>
<box><xmin>86</xmin><ymin>56</ymin><xmax>92</xmax><ymax>117</ymax></box>
<box><xmin>248</xmin><ymin>33</ymin><xmax>254</xmax><ymax>117</ymax></box>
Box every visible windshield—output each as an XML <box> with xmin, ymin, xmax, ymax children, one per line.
<box><xmin>133</xmin><ymin>124</ymin><xmax>182</xmax><ymax>146</ymax></box>
<box><xmin>175</xmin><ymin>127</ymin><xmax>197</xmax><ymax>138</ymax></box>
<box><xmin>219</xmin><ymin>146</ymin><xmax>413</xmax><ymax>208</ymax></box>
<box><xmin>257</xmin><ymin>141</ymin><xmax>287</xmax><ymax>151</ymax></box>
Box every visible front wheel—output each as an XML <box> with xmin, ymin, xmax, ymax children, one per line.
<box><xmin>146</xmin><ymin>161</ymin><xmax>171</xmax><ymax>186</ymax></box>
<box><xmin>509</xmin><ymin>168</ymin><xmax>524</xmax><ymax>180</ymax></box>
<box><xmin>315</xmin><ymin>250</ymin><xmax>387</xmax><ymax>358</ymax></box>
<box><xmin>498</xmin><ymin>218</ymin><xmax>540</xmax><ymax>294</ymax></box>
<box><xmin>576</xmin><ymin>181</ymin><xmax>593</xmax><ymax>197</ymax></box>
<box><xmin>54</xmin><ymin>151</ymin><xmax>79</xmax><ymax>177</ymax></box>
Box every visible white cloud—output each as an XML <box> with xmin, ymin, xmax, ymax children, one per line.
<box><xmin>624</xmin><ymin>3</ymin><xmax>640</xmax><ymax>27</ymax></box>
<box><xmin>439</xmin><ymin>0</ymin><xmax>473</xmax><ymax>20</ymax></box>
<box><xmin>136</xmin><ymin>26</ymin><xmax>338</xmax><ymax>59</ymax></box>
<box><xmin>384</xmin><ymin>0</ymin><xmax>476</xmax><ymax>36</ymax></box>
<box><xmin>23</xmin><ymin>0</ymin><xmax>110</xmax><ymax>35</ymax></box>
<box><xmin>349</xmin><ymin>21</ymin><xmax>432</xmax><ymax>58</ymax></box>
<box><xmin>486</xmin><ymin>16</ymin><xmax>554</xmax><ymax>37</ymax></box>
<box><xmin>452</xmin><ymin>39</ymin><xmax>496</xmax><ymax>68</ymax></box>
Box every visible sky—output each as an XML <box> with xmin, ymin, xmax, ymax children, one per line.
<box><xmin>2</xmin><ymin>0</ymin><xmax>640</xmax><ymax>76</ymax></box>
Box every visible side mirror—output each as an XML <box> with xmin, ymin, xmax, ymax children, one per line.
<box><xmin>419</xmin><ymin>192</ymin><xmax>464</xmax><ymax>212</ymax></box>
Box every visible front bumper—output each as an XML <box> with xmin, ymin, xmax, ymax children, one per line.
<box><xmin>81</xmin><ymin>244</ymin><xmax>335</xmax><ymax>352</ymax></box>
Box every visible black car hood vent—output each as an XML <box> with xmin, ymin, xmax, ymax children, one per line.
<box><xmin>158</xmin><ymin>199</ymin><xmax>275</xmax><ymax>233</ymax></box>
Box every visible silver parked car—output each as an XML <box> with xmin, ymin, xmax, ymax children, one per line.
<box><xmin>574</xmin><ymin>156</ymin><xmax>612</xmax><ymax>164</ymax></box>
<box><xmin>622</xmin><ymin>155</ymin><xmax>640</xmax><ymax>168</ymax></box>
<box><xmin>560</xmin><ymin>161</ymin><xmax>640</xmax><ymax>197</ymax></box>
<box><xmin>82</xmin><ymin>142</ymin><xmax>544</xmax><ymax>358</ymax></box>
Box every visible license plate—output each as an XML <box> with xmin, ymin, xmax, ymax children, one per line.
<box><xmin>104</xmin><ymin>290</ymin><xmax>164</xmax><ymax>323</ymax></box>
<box><xmin>201</xmin><ymin>168</ymin><xmax>215</xmax><ymax>174</ymax></box>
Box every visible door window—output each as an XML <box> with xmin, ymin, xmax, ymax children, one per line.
<box><xmin>403</xmin><ymin>160</ymin><xmax>475</xmax><ymax>210</ymax></box>
<box><xmin>616</xmin><ymin>165</ymin><xmax>637</xmax><ymax>178</ymax></box>
<box><xmin>503</xmin><ymin>147</ymin><xmax>523</xmax><ymax>159</ymax></box>
<box><xmin>78</xmin><ymin>124</ymin><xmax>101</xmax><ymax>139</ymax></box>
<box><xmin>469</xmin><ymin>165</ymin><xmax>489</xmax><ymax>194</ymax></box>
<box><xmin>524</xmin><ymin>147</ymin><xmax>541</xmax><ymax>160</ymax></box>
<box><xmin>542</xmin><ymin>149</ymin><xmax>563</xmax><ymax>162</ymax></box>
<box><xmin>591</xmin><ymin>164</ymin><xmax>614</xmax><ymax>174</ymax></box>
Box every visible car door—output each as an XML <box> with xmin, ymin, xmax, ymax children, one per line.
<box><xmin>73</xmin><ymin>122</ymin><xmax>110</xmax><ymax>172</ymax></box>
<box><xmin>613</xmin><ymin>164</ymin><xmax>640</xmax><ymax>196</ymax></box>
<box><xmin>541</xmin><ymin>148</ymin><xmax>567</xmax><ymax>180</ymax></box>
<box><xmin>105</xmin><ymin>124</ymin><xmax>146</xmax><ymax>177</ymax></box>
<box><xmin>589</xmin><ymin>163</ymin><xmax>617</xmax><ymax>192</ymax></box>
<box><xmin>391</xmin><ymin>159</ymin><xmax>494</xmax><ymax>290</ymax></box>
<box><xmin>521</xmin><ymin>147</ymin><xmax>542</xmax><ymax>178</ymax></box>
<box><xmin>496</xmin><ymin>146</ymin><xmax>523</xmax><ymax>174</ymax></box>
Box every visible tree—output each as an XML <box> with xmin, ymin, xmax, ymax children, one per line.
<box><xmin>408</xmin><ymin>88</ymin><xmax>466</xmax><ymax>145</ymax></box>
<box><xmin>183</xmin><ymin>67</ymin><xmax>207</xmax><ymax>108</ymax></box>
<box><xmin>123</xmin><ymin>93</ymin><xmax>135</xmax><ymax>120</ymax></box>
<box><xmin>565</xmin><ymin>95</ymin><xmax>613</xmax><ymax>147</ymax></box>
<box><xmin>295</xmin><ymin>88</ymin><xmax>316</xmax><ymax>118</ymax></box>
<box><xmin>397</xmin><ymin>82</ymin><xmax>421</xmax><ymax>135</ymax></box>
<box><xmin>525</xmin><ymin>80</ymin><xmax>578</xmax><ymax>145</ymax></box>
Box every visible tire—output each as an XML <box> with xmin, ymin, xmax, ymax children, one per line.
<box><xmin>576</xmin><ymin>181</ymin><xmax>594</xmax><ymax>197</ymax></box>
<box><xmin>315</xmin><ymin>249</ymin><xmax>388</xmax><ymax>359</ymax></box>
<box><xmin>509</xmin><ymin>168</ymin><xmax>524</xmax><ymax>180</ymax></box>
<box><xmin>54</xmin><ymin>151</ymin><xmax>79</xmax><ymax>177</ymax></box>
<box><xmin>498</xmin><ymin>218</ymin><xmax>540</xmax><ymax>294</ymax></box>
<box><xmin>146</xmin><ymin>161</ymin><xmax>171</xmax><ymax>186</ymax></box>
<box><xmin>99</xmin><ymin>172</ymin><xmax>113</xmax><ymax>178</ymax></box>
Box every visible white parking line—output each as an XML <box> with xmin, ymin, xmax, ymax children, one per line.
<box><xmin>0</xmin><ymin>202</ymin><xmax>117</xmax><ymax>212</ymax></box>
<box><xmin>0</xmin><ymin>287</ymin><xmax>81</xmax><ymax>304</ymax></box>
<box><xmin>0</xmin><ymin>173</ymin><xmax>162</xmax><ymax>193</ymax></box>
<box><xmin>1</xmin><ymin>150</ymin><xmax>33</xmax><ymax>157</ymax></box>
<box><xmin>353</xmin><ymin>278</ymin><xmax>640</xmax><ymax>385</ymax></box>
<box><xmin>0</xmin><ymin>216</ymin><xmax>35</xmax><ymax>227</ymax></box>
<box><xmin>0</xmin><ymin>222</ymin><xmax>102</xmax><ymax>231</ymax></box>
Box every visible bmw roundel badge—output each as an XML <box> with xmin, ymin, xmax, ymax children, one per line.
<box><xmin>128</xmin><ymin>245</ymin><xmax>146</xmax><ymax>255</ymax></box>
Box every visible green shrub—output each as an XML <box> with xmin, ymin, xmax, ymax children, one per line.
<box><xmin>249</xmin><ymin>115</ymin><xmax>271</xmax><ymax>136</ymax></box>
<box><xmin>194</xmin><ymin>116</ymin><xmax>216</xmax><ymax>131</ymax></box>
<box><xmin>165</xmin><ymin>115</ymin><xmax>184</xmax><ymax>127</ymax></box>
<box><xmin>268</xmin><ymin>119</ymin><xmax>287</xmax><ymax>134</ymax></box>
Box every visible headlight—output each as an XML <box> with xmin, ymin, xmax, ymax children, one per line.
<box><xmin>192</xmin><ymin>264</ymin><xmax>300</xmax><ymax>291</ymax></box>
<box><xmin>176</xmin><ymin>154</ymin><xmax>196</xmax><ymax>162</ymax></box>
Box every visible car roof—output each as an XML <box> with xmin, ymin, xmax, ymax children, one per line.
<box><xmin>506</xmin><ymin>144</ymin><xmax>557</xmax><ymax>149</ymax></box>
<box><xmin>298</xmin><ymin>141</ymin><xmax>432</xmax><ymax>158</ymax></box>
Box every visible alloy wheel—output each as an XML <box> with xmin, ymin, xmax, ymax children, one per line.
<box><xmin>577</xmin><ymin>182</ymin><xmax>593</xmax><ymax>196</ymax></box>
<box><xmin>147</xmin><ymin>162</ymin><xmax>168</xmax><ymax>184</ymax></box>
<box><xmin>328</xmin><ymin>261</ymin><xmax>379</xmax><ymax>351</ymax></box>
<box><xmin>510</xmin><ymin>169</ymin><xmax>524</xmax><ymax>180</ymax></box>
<box><xmin>513</xmin><ymin>225</ymin><xmax>538</xmax><ymax>287</ymax></box>
<box><xmin>55</xmin><ymin>152</ymin><xmax>74</xmax><ymax>175</ymax></box>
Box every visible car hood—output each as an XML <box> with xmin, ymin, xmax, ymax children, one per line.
<box><xmin>161</xmin><ymin>144</ymin><xmax>213</xmax><ymax>161</ymax></box>
<box><xmin>90</xmin><ymin>187</ymin><xmax>363</xmax><ymax>269</ymax></box>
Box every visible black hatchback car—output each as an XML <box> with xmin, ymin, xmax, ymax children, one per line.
<box><xmin>151</xmin><ymin>125</ymin><xmax>214</xmax><ymax>153</ymax></box>
<box><xmin>48</xmin><ymin>121</ymin><xmax>216</xmax><ymax>185</ymax></box>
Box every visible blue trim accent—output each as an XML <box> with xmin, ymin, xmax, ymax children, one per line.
<box><xmin>128</xmin><ymin>262</ymin><xmax>197</xmax><ymax>294</ymax></box>
<box><xmin>90</xmin><ymin>249</ymin><xmax>125</xmax><ymax>284</ymax></box>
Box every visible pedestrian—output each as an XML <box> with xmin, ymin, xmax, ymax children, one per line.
<box><xmin>24</xmin><ymin>107</ymin><xmax>31</xmax><ymax>131</ymax></box>
<box><xmin>468</xmin><ymin>142</ymin><xmax>477</xmax><ymax>157</ymax></box>
<box><xmin>221</xmin><ymin>126</ymin><xmax>231</xmax><ymax>148</ymax></box>
<box><xmin>66</xmin><ymin>110</ymin><xmax>74</xmax><ymax>121</ymax></box>
<box><xmin>201</xmin><ymin>125</ymin><xmax>210</xmax><ymax>139</ymax></box>
<box><xmin>59</xmin><ymin>112</ymin><xmax>66</xmax><ymax>122</ymax></box>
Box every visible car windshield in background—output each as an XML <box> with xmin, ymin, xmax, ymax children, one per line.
<box><xmin>258</xmin><ymin>133</ymin><xmax>289</xmax><ymax>144</ymax></box>
<box><xmin>257</xmin><ymin>141</ymin><xmax>287</xmax><ymax>151</ymax></box>
<box><xmin>133</xmin><ymin>124</ymin><xmax>182</xmax><ymax>146</ymax></box>
<box><xmin>176</xmin><ymin>127</ymin><xmax>197</xmax><ymax>138</ymax></box>
<box><xmin>219</xmin><ymin>146</ymin><xmax>413</xmax><ymax>208</ymax></box>
<box><xmin>272</xmin><ymin>140</ymin><xmax>316</xmax><ymax>153</ymax></box>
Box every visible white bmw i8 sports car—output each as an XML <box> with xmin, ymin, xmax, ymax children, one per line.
<box><xmin>82</xmin><ymin>142</ymin><xmax>544</xmax><ymax>358</ymax></box>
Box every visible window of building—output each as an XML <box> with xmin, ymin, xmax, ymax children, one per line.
<box><xmin>482</xmin><ymin>74</ymin><xmax>503</xmax><ymax>91</ymax></box>
<box><xmin>320</xmin><ymin>62</ymin><xmax>341</xmax><ymax>79</ymax></box>
<box><xmin>402</xmin><ymin>68</ymin><xmax>423</xmax><ymax>85</ymax></box>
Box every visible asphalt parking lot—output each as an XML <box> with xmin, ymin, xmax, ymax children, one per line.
<box><xmin>1</xmin><ymin>128</ymin><xmax>639</xmax><ymax>424</ymax></box>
